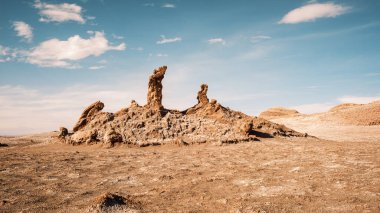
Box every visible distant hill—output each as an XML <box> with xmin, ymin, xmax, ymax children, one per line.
<box><xmin>260</xmin><ymin>101</ymin><xmax>380</xmax><ymax>126</ymax></box>
<box><xmin>259</xmin><ymin>107</ymin><xmax>301</xmax><ymax>120</ymax></box>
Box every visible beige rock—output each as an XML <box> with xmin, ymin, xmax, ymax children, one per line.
<box><xmin>73</xmin><ymin>101</ymin><xmax>104</xmax><ymax>132</ymax></box>
<box><xmin>66</xmin><ymin>66</ymin><xmax>308</xmax><ymax>146</ymax></box>
<box><xmin>58</xmin><ymin>127</ymin><xmax>68</xmax><ymax>138</ymax></box>
<box><xmin>197</xmin><ymin>84</ymin><xmax>209</xmax><ymax>106</ymax></box>
<box><xmin>146</xmin><ymin>66</ymin><xmax>167</xmax><ymax>110</ymax></box>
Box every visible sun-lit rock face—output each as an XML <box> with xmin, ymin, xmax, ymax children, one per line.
<box><xmin>73</xmin><ymin>101</ymin><xmax>104</xmax><ymax>132</ymax></box>
<box><xmin>197</xmin><ymin>84</ymin><xmax>209</xmax><ymax>106</ymax></box>
<box><xmin>146</xmin><ymin>65</ymin><xmax>167</xmax><ymax>110</ymax></box>
<box><xmin>63</xmin><ymin>66</ymin><xmax>307</xmax><ymax>146</ymax></box>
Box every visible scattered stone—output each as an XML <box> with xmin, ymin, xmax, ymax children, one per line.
<box><xmin>58</xmin><ymin>127</ymin><xmax>68</xmax><ymax>138</ymax></box>
<box><xmin>89</xmin><ymin>192</ymin><xmax>142</xmax><ymax>213</ymax></box>
<box><xmin>0</xmin><ymin>143</ymin><xmax>9</xmax><ymax>147</ymax></box>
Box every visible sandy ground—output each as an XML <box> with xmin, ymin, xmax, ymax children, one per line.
<box><xmin>1</xmin><ymin>129</ymin><xmax>380</xmax><ymax>212</ymax></box>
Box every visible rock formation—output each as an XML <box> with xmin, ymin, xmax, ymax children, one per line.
<box><xmin>146</xmin><ymin>66</ymin><xmax>167</xmax><ymax>110</ymax></box>
<box><xmin>197</xmin><ymin>84</ymin><xmax>209</xmax><ymax>106</ymax></box>
<box><xmin>62</xmin><ymin>66</ymin><xmax>307</xmax><ymax>146</ymax></box>
<box><xmin>73</xmin><ymin>101</ymin><xmax>104</xmax><ymax>132</ymax></box>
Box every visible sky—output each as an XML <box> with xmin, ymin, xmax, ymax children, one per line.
<box><xmin>0</xmin><ymin>0</ymin><xmax>380</xmax><ymax>135</ymax></box>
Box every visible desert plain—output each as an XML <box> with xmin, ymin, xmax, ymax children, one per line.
<box><xmin>1</xmin><ymin>100</ymin><xmax>380</xmax><ymax>212</ymax></box>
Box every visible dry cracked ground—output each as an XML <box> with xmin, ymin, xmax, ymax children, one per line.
<box><xmin>1</xmin><ymin>127</ymin><xmax>380</xmax><ymax>212</ymax></box>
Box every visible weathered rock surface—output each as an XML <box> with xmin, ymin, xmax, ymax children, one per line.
<box><xmin>58</xmin><ymin>127</ymin><xmax>68</xmax><ymax>138</ymax></box>
<box><xmin>197</xmin><ymin>84</ymin><xmax>209</xmax><ymax>106</ymax></box>
<box><xmin>146</xmin><ymin>65</ymin><xmax>166</xmax><ymax>110</ymax></box>
<box><xmin>64</xmin><ymin>66</ymin><xmax>307</xmax><ymax>146</ymax></box>
<box><xmin>73</xmin><ymin>101</ymin><xmax>104</xmax><ymax>132</ymax></box>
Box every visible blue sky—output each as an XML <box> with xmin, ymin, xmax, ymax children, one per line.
<box><xmin>0</xmin><ymin>0</ymin><xmax>380</xmax><ymax>135</ymax></box>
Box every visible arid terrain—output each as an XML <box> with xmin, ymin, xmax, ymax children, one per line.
<box><xmin>1</xmin><ymin>127</ymin><xmax>379</xmax><ymax>212</ymax></box>
<box><xmin>1</xmin><ymin>67</ymin><xmax>379</xmax><ymax>212</ymax></box>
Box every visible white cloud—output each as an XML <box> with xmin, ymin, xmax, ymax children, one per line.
<box><xmin>338</xmin><ymin>95</ymin><xmax>380</xmax><ymax>104</ymax></box>
<box><xmin>157</xmin><ymin>53</ymin><xmax>168</xmax><ymax>57</ymax></box>
<box><xmin>279</xmin><ymin>2</ymin><xmax>350</xmax><ymax>24</ymax></box>
<box><xmin>34</xmin><ymin>0</ymin><xmax>86</xmax><ymax>23</ymax></box>
<box><xmin>292</xmin><ymin>103</ymin><xmax>335</xmax><ymax>114</ymax></box>
<box><xmin>156</xmin><ymin>35</ymin><xmax>182</xmax><ymax>44</ymax></box>
<box><xmin>207</xmin><ymin>38</ymin><xmax>226</xmax><ymax>45</ymax></box>
<box><xmin>97</xmin><ymin>59</ymin><xmax>108</xmax><ymax>64</ymax></box>
<box><xmin>13</xmin><ymin>21</ymin><xmax>33</xmax><ymax>42</ymax></box>
<box><xmin>26</xmin><ymin>31</ymin><xmax>126</xmax><ymax>68</ymax></box>
<box><xmin>250</xmin><ymin>35</ymin><xmax>271</xmax><ymax>43</ymax></box>
<box><xmin>0</xmin><ymin>45</ymin><xmax>19</xmax><ymax>62</ymax></box>
<box><xmin>162</xmin><ymin>3</ymin><xmax>175</xmax><ymax>8</ymax></box>
<box><xmin>112</xmin><ymin>34</ymin><xmax>124</xmax><ymax>40</ymax></box>
<box><xmin>143</xmin><ymin>3</ymin><xmax>154</xmax><ymax>7</ymax></box>
<box><xmin>131</xmin><ymin>47</ymin><xmax>144</xmax><ymax>51</ymax></box>
<box><xmin>89</xmin><ymin>65</ymin><xmax>105</xmax><ymax>70</ymax></box>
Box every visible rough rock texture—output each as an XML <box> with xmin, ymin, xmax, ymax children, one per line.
<box><xmin>58</xmin><ymin>127</ymin><xmax>68</xmax><ymax>138</ymax></box>
<box><xmin>146</xmin><ymin>65</ymin><xmax>167</xmax><ymax>110</ymax></box>
<box><xmin>87</xmin><ymin>192</ymin><xmax>141</xmax><ymax>213</ymax></box>
<box><xmin>73</xmin><ymin>101</ymin><xmax>104</xmax><ymax>132</ymax></box>
<box><xmin>64</xmin><ymin>66</ymin><xmax>307</xmax><ymax>146</ymax></box>
<box><xmin>197</xmin><ymin>84</ymin><xmax>209</xmax><ymax>106</ymax></box>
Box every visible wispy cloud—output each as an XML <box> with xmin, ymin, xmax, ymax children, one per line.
<box><xmin>143</xmin><ymin>3</ymin><xmax>154</xmax><ymax>7</ymax></box>
<box><xmin>112</xmin><ymin>34</ymin><xmax>124</xmax><ymax>40</ymax></box>
<box><xmin>26</xmin><ymin>32</ymin><xmax>126</xmax><ymax>68</ymax></box>
<box><xmin>34</xmin><ymin>0</ymin><xmax>87</xmax><ymax>23</ymax></box>
<box><xmin>131</xmin><ymin>47</ymin><xmax>144</xmax><ymax>51</ymax></box>
<box><xmin>250</xmin><ymin>35</ymin><xmax>271</xmax><ymax>43</ymax></box>
<box><xmin>338</xmin><ymin>95</ymin><xmax>380</xmax><ymax>104</ymax></box>
<box><xmin>156</xmin><ymin>35</ymin><xmax>182</xmax><ymax>44</ymax></box>
<box><xmin>162</xmin><ymin>3</ymin><xmax>175</xmax><ymax>8</ymax></box>
<box><xmin>13</xmin><ymin>21</ymin><xmax>33</xmax><ymax>42</ymax></box>
<box><xmin>157</xmin><ymin>53</ymin><xmax>168</xmax><ymax>57</ymax></box>
<box><xmin>89</xmin><ymin>65</ymin><xmax>105</xmax><ymax>70</ymax></box>
<box><xmin>0</xmin><ymin>45</ymin><xmax>20</xmax><ymax>63</ymax></box>
<box><xmin>207</xmin><ymin>38</ymin><xmax>226</xmax><ymax>45</ymax></box>
<box><xmin>0</xmin><ymin>46</ymin><xmax>12</xmax><ymax>62</ymax></box>
<box><xmin>279</xmin><ymin>2</ymin><xmax>350</xmax><ymax>24</ymax></box>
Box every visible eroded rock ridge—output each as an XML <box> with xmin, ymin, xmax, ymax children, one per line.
<box><xmin>61</xmin><ymin>66</ymin><xmax>307</xmax><ymax>146</ymax></box>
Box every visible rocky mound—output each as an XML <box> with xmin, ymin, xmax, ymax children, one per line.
<box><xmin>87</xmin><ymin>192</ymin><xmax>141</xmax><ymax>213</ymax></box>
<box><xmin>327</xmin><ymin>101</ymin><xmax>380</xmax><ymax>126</ymax></box>
<box><xmin>259</xmin><ymin>107</ymin><xmax>300</xmax><ymax>120</ymax></box>
<box><xmin>60</xmin><ymin>66</ymin><xmax>307</xmax><ymax>146</ymax></box>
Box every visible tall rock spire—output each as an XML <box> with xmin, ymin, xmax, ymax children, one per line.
<box><xmin>146</xmin><ymin>65</ymin><xmax>167</xmax><ymax>110</ymax></box>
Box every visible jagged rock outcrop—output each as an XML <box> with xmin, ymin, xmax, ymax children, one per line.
<box><xmin>64</xmin><ymin>66</ymin><xmax>308</xmax><ymax>146</ymax></box>
<box><xmin>73</xmin><ymin>101</ymin><xmax>104</xmax><ymax>132</ymax></box>
<box><xmin>197</xmin><ymin>84</ymin><xmax>209</xmax><ymax>106</ymax></box>
<box><xmin>146</xmin><ymin>66</ymin><xmax>167</xmax><ymax>110</ymax></box>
